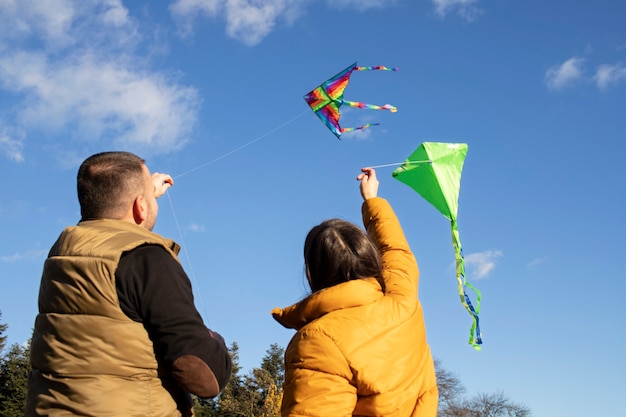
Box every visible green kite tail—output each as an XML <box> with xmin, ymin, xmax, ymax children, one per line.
<box><xmin>392</xmin><ymin>142</ymin><xmax>483</xmax><ymax>349</ymax></box>
<box><xmin>452</xmin><ymin>219</ymin><xmax>483</xmax><ymax>350</ymax></box>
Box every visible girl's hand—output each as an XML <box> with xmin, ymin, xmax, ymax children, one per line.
<box><xmin>357</xmin><ymin>167</ymin><xmax>379</xmax><ymax>200</ymax></box>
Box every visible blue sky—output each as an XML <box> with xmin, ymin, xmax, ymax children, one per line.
<box><xmin>1</xmin><ymin>0</ymin><xmax>625</xmax><ymax>415</ymax></box>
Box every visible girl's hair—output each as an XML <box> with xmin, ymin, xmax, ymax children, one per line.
<box><xmin>304</xmin><ymin>219</ymin><xmax>384</xmax><ymax>293</ymax></box>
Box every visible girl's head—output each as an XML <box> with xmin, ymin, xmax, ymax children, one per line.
<box><xmin>304</xmin><ymin>219</ymin><xmax>383</xmax><ymax>293</ymax></box>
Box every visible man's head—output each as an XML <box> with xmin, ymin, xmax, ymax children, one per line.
<box><xmin>77</xmin><ymin>151</ymin><xmax>158</xmax><ymax>230</ymax></box>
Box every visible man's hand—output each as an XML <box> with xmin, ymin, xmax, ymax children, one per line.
<box><xmin>152</xmin><ymin>172</ymin><xmax>174</xmax><ymax>198</ymax></box>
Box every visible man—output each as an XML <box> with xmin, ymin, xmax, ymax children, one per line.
<box><xmin>26</xmin><ymin>151</ymin><xmax>231</xmax><ymax>416</ymax></box>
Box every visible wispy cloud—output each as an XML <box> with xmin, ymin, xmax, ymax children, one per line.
<box><xmin>170</xmin><ymin>0</ymin><xmax>308</xmax><ymax>46</ymax></box>
<box><xmin>329</xmin><ymin>0</ymin><xmax>396</xmax><ymax>12</ymax></box>
<box><xmin>0</xmin><ymin>0</ymin><xmax>201</xmax><ymax>161</ymax></box>
<box><xmin>545</xmin><ymin>57</ymin><xmax>626</xmax><ymax>91</ymax></box>
<box><xmin>594</xmin><ymin>63</ymin><xmax>626</xmax><ymax>89</ymax></box>
<box><xmin>0</xmin><ymin>121</ymin><xmax>25</xmax><ymax>162</ymax></box>
<box><xmin>545</xmin><ymin>57</ymin><xmax>585</xmax><ymax>90</ymax></box>
<box><xmin>169</xmin><ymin>0</ymin><xmax>395</xmax><ymax>46</ymax></box>
<box><xmin>464</xmin><ymin>250</ymin><xmax>502</xmax><ymax>279</ymax></box>
<box><xmin>186</xmin><ymin>223</ymin><xmax>206</xmax><ymax>233</ymax></box>
<box><xmin>342</xmin><ymin>128</ymin><xmax>375</xmax><ymax>141</ymax></box>
<box><xmin>336</xmin><ymin>107</ymin><xmax>380</xmax><ymax>141</ymax></box>
<box><xmin>1</xmin><ymin>248</ymin><xmax>48</xmax><ymax>263</ymax></box>
<box><xmin>431</xmin><ymin>0</ymin><xmax>481</xmax><ymax>21</ymax></box>
<box><xmin>527</xmin><ymin>256</ymin><xmax>548</xmax><ymax>268</ymax></box>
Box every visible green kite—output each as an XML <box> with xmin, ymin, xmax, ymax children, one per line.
<box><xmin>393</xmin><ymin>142</ymin><xmax>482</xmax><ymax>350</ymax></box>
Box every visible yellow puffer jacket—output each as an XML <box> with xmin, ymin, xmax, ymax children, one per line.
<box><xmin>272</xmin><ymin>198</ymin><xmax>438</xmax><ymax>417</ymax></box>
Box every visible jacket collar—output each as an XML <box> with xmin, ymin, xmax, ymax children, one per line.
<box><xmin>76</xmin><ymin>218</ymin><xmax>181</xmax><ymax>255</ymax></box>
<box><xmin>272</xmin><ymin>278</ymin><xmax>383</xmax><ymax>330</ymax></box>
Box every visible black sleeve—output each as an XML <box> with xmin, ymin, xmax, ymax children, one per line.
<box><xmin>116</xmin><ymin>244</ymin><xmax>231</xmax><ymax>390</ymax></box>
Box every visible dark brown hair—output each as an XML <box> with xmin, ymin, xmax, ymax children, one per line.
<box><xmin>304</xmin><ymin>219</ymin><xmax>383</xmax><ymax>293</ymax></box>
<box><xmin>77</xmin><ymin>151</ymin><xmax>145</xmax><ymax>220</ymax></box>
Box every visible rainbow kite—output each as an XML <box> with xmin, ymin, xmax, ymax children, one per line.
<box><xmin>304</xmin><ymin>62</ymin><xmax>397</xmax><ymax>139</ymax></box>
<box><xmin>393</xmin><ymin>142</ymin><xmax>483</xmax><ymax>350</ymax></box>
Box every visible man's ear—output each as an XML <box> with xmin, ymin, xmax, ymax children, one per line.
<box><xmin>132</xmin><ymin>195</ymin><xmax>147</xmax><ymax>225</ymax></box>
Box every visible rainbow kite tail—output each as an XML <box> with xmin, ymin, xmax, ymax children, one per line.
<box><xmin>343</xmin><ymin>100</ymin><xmax>398</xmax><ymax>112</ymax></box>
<box><xmin>452</xmin><ymin>220</ymin><xmax>483</xmax><ymax>350</ymax></box>
<box><xmin>339</xmin><ymin>123</ymin><xmax>381</xmax><ymax>135</ymax></box>
<box><xmin>355</xmin><ymin>66</ymin><xmax>398</xmax><ymax>72</ymax></box>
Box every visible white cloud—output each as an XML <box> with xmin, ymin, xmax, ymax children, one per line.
<box><xmin>2</xmin><ymin>51</ymin><xmax>198</xmax><ymax>151</ymax></box>
<box><xmin>170</xmin><ymin>0</ymin><xmax>308</xmax><ymax>45</ymax></box>
<box><xmin>1</xmin><ymin>248</ymin><xmax>47</xmax><ymax>262</ymax></box>
<box><xmin>0</xmin><ymin>121</ymin><xmax>25</xmax><ymax>162</ymax></box>
<box><xmin>0</xmin><ymin>0</ymin><xmax>135</xmax><ymax>51</ymax></box>
<box><xmin>464</xmin><ymin>250</ymin><xmax>502</xmax><ymax>279</ymax></box>
<box><xmin>431</xmin><ymin>0</ymin><xmax>481</xmax><ymax>21</ymax></box>
<box><xmin>544</xmin><ymin>58</ymin><xmax>626</xmax><ymax>91</ymax></box>
<box><xmin>187</xmin><ymin>223</ymin><xmax>206</xmax><ymax>232</ymax></box>
<box><xmin>0</xmin><ymin>0</ymin><xmax>201</xmax><ymax>161</ymax></box>
<box><xmin>329</xmin><ymin>0</ymin><xmax>395</xmax><ymax>12</ymax></box>
<box><xmin>170</xmin><ymin>0</ymin><xmax>393</xmax><ymax>46</ymax></box>
<box><xmin>342</xmin><ymin>128</ymin><xmax>374</xmax><ymax>141</ymax></box>
<box><xmin>527</xmin><ymin>256</ymin><xmax>547</xmax><ymax>267</ymax></box>
<box><xmin>594</xmin><ymin>63</ymin><xmax>626</xmax><ymax>90</ymax></box>
<box><xmin>170</xmin><ymin>0</ymin><xmax>222</xmax><ymax>18</ymax></box>
<box><xmin>0</xmin><ymin>0</ymin><xmax>75</xmax><ymax>49</ymax></box>
<box><xmin>545</xmin><ymin>57</ymin><xmax>584</xmax><ymax>90</ymax></box>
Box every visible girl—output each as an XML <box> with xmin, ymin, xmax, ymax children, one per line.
<box><xmin>272</xmin><ymin>168</ymin><xmax>438</xmax><ymax>417</ymax></box>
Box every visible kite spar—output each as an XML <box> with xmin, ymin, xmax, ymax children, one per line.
<box><xmin>304</xmin><ymin>62</ymin><xmax>397</xmax><ymax>139</ymax></box>
<box><xmin>392</xmin><ymin>142</ymin><xmax>483</xmax><ymax>350</ymax></box>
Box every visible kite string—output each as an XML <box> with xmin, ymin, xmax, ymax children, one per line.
<box><xmin>174</xmin><ymin>109</ymin><xmax>308</xmax><ymax>179</ymax></box>
<box><xmin>163</xmin><ymin>110</ymin><xmax>309</xmax><ymax>323</ymax></box>
<box><xmin>368</xmin><ymin>160</ymin><xmax>432</xmax><ymax>169</ymax></box>
<box><xmin>165</xmin><ymin>191</ymin><xmax>212</xmax><ymax>324</ymax></box>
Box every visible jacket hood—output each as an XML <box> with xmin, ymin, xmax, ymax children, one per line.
<box><xmin>271</xmin><ymin>278</ymin><xmax>383</xmax><ymax>330</ymax></box>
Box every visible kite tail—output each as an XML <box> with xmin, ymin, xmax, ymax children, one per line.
<box><xmin>340</xmin><ymin>123</ymin><xmax>380</xmax><ymax>135</ymax></box>
<box><xmin>354</xmin><ymin>66</ymin><xmax>398</xmax><ymax>72</ymax></box>
<box><xmin>343</xmin><ymin>100</ymin><xmax>398</xmax><ymax>113</ymax></box>
<box><xmin>452</xmin><ymin>219</ymin><xmax>483</xmax><ymax>350</ymax></box>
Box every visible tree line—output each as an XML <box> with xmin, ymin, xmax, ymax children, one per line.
<box><xmin>0</xmin><ymin>311</ymin><xmax>531</xmax><ymax>416</ymax></box>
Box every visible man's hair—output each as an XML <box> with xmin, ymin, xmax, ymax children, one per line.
<box><xmin>304</xmin><ymin>219</ymin><xmax>383</xmax><ymax>293</ymax></box>
<box><xmin>77</xmin><ymin>151</ymin><xmax>146</xmax><ymax>220</ymax></box>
